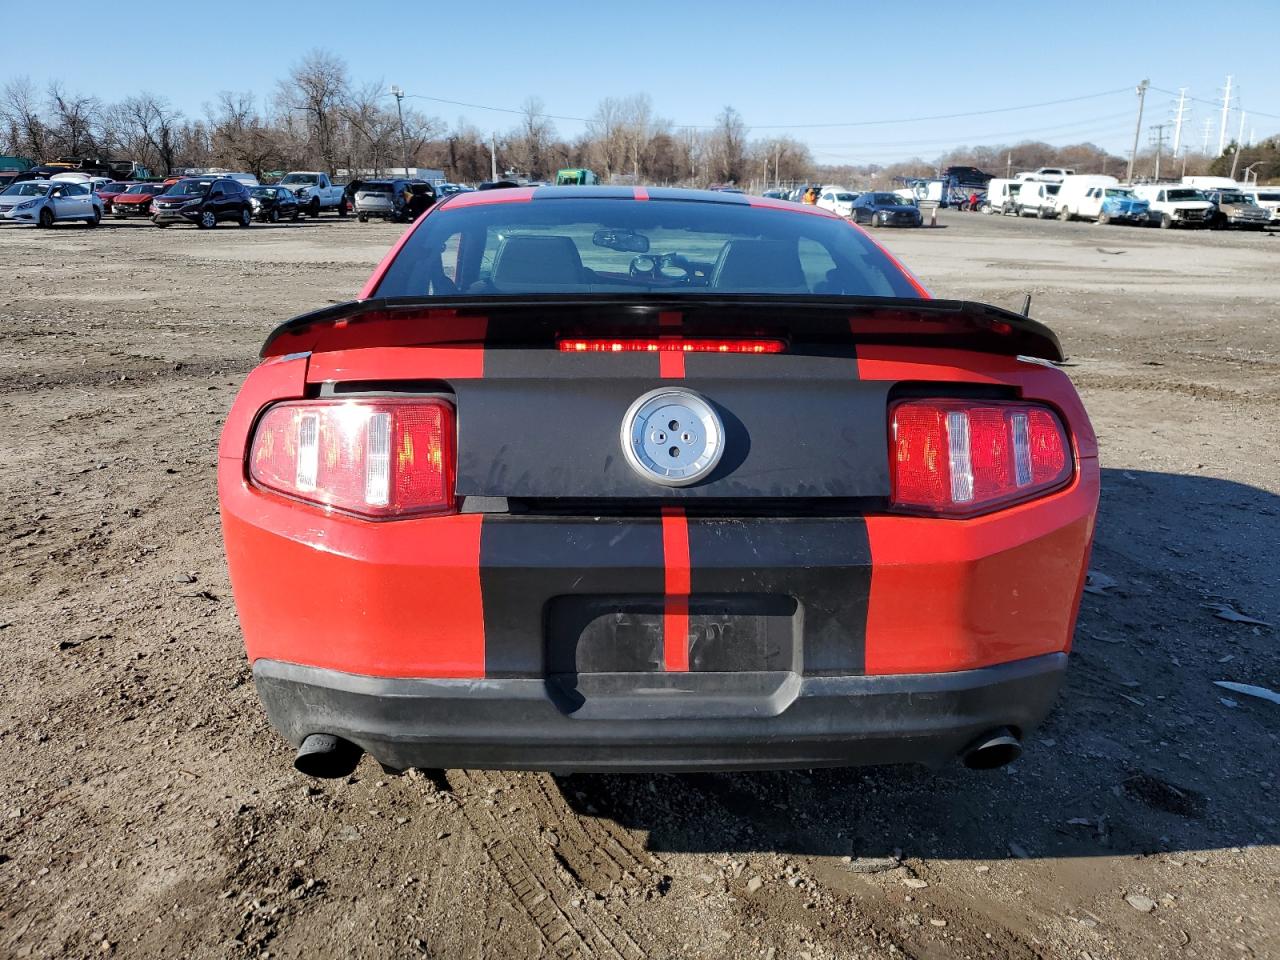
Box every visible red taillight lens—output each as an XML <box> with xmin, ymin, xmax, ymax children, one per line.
<box><xmin>249</xmin><ymin>399</ymin><xmax>455</xmax><ymax>519</ymax></box>
<box><xmin>890</xmin><ymin>400</ymin><xmax>1071</xmax><ymax>516</ymax></box>
<box><xmin>558</xmin><ymin>338</ymin><xmax>784</xmax><ymax>354</ymax></box>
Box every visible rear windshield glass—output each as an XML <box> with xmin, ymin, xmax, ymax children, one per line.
<box><xmin>359</xmin><ymin>183</ymin><xmax>395</xmax><ymax>193</ymax></box>
<box><xmin>373</xmin><ymin>197</ymin><xmax>920</xmax><ymax>298</ymax></box>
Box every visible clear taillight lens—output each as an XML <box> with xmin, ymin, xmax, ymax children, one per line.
<box><xmin>890</xmin><ymin>399</ymin><xmax>1071</xmax><ymax>516</ymax></box>
<box><xmin>249</xmin><ymin>399</ymin><xmax>455</xmax><ymax>518</ymax></box>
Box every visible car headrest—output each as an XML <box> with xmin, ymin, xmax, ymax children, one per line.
<box><xmin>491</xmin><ymin>235</ymin><xmax>584</xmax><ymax>290</ymax></box>
<box><xmin>710</xmin><ymin>239</ymin><xmax>808</xmax><ymax>292</ymax></box>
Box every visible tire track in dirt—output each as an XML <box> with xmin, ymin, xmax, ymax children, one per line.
<box><xmin>454</xmin><ymin>771</ymin><xmax>653</xmax><ymax>959</ymax></box>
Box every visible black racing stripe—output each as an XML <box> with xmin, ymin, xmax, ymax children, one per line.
<box><xmin>645</xmin><ymin>187</ymin><xmax>751</xmax><ymax>205</ymax></box>
<box><xmin>686</xmin><ymin>518</ymin><xmax>871</xmax><ymax>676</ymax></box>
<box><xmin>479</xmin><ymin>517</ymin><xmax>665</xmax><ymax>678</ymax></box>
<box><xmin>480</xmin><ymin>344</ymin><xmax>660</xmax><ymax>380</ymax></box>
<box><xmin>682</xmin><ymin>346</ymin><xmax>860</xmax><ymax>380</ymax></box>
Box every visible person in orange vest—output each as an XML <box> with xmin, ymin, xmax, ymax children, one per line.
<box><xmin>802</xmin><ymin>186</ymin><xmax>818</xmax><ymax>205</ymax></box>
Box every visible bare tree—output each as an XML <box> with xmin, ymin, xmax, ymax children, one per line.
<box><xmin>113</xmin><ymin>93</ymin><xmax>181</xmax><ymax>174</ymax></box>
<box><xmin>586</xmin><ymin>97</ymin><xmax>627</xmax><ymax>178</ymax></box>
<box><xmin>709</xmin><ymin>106</ymin><xmax>747</xmax><ymax>184</ymax></box>
<box><xmin>46</xmin><ymin>82</ymin><xmax>102</xmax><ymax>158</ymax></box>
<box><xmin>513</xmin><ymin>96</ymin><xmax>554</xmax><ymax>179</ymax></box>
<box><xmin>276</xmin><ymin>50</ymin><xmax>349</xmax><ymax>174</ymax></box>
<box><xmin>209</xmin><ymin>92</ymin><xmax>285</xmax><ymax>179</ymax></box>
<box><xmin>1</xmin><ymin>76</ymin><xmax>48</xmax><ymax>159</ymax></box>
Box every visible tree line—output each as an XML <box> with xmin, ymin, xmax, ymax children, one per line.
<box><xmin>5</xmin><ymin>50</ymin><xmax>1268</xmax><ymax>187</ymax></box>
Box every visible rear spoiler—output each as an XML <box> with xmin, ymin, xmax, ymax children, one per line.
<box><xmin>260</xmin><ymin>295</ymin><xmax>1065</xmax><ymax>363</ymax></box>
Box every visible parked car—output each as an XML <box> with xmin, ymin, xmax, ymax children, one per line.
<box><xmin>277</xmin><ymin>171</ymin><xmax>346</xmax><ymax>217</ymax></box>
<box><xmin>942</xmin><ymin>165</ymin><xmax>994</xmax><ymax>187</ymax></box>
<box><xmin>1241</xmin><ymin>186</ymin><xmax>1280</xmax><ymax>224</ymax></box>
<box><xmin>111</xmin><ymin>182</ymin><xmax>166</xmax><ymax>219</ymax></box>
<box><xmin>354</xmin><ymin>180</ymin><xmax>408</xmax><ymax>221</ymax></box>
<box><xmin>152</xmin><ymin>177</ymin><xmax>253</xmax><ymax>228</ymax></box>
<box><xmin>95</xmin><ymin>181</ymin><xmax>135</xmax><ymax>214</ymax></box>
<box><xmin>1015</xmin><ymin>181</ymin><xmax>1061</xmax><ymax>219</ymax></box>
<box><xmin>355</xmin><ymin>180</ymin><xmax>437</xmax><ymax>222</ymax></box>
<box><xmin>218</xmin><ymin>186</ymin><xmax>1098</xmax><ymax>778</ymax></box>
<box><xmin>1130</xmin><ymin>184</ymin><xmax>1214</xmax><ymax>229</ymax></box>
<box><xmin>249</xmin><ymin>185</ymin><xmax>300</xmax><ymax>223</ymax></box>
<box><xmin>816</xmin><ymin>187</ymin><xmax>859</xmax><ymax>218</ymax></box>
<box><xmin>1204</xmin><ymin>189</ymin><xmax>1271</xmax><ymax>230</ymax></box>
<box><xmin>851</xmin><ymin>192</ymin><xmax>923</xmax><ymax>227</ymax></box>
<box><xmin>0</xmin><ymin>179</ymin><xmax>102</xmax><ymax>226</ymax></box>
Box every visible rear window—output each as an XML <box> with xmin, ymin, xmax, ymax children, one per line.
<box><xmin>374</xmin><ymin>197</ymin><xmax>920</xmax><ymax>298</ymax></box>
<box><xmin>359</xmin><ymin>183</ymin><xmax>395</xmax><ymax>194</ymax></box>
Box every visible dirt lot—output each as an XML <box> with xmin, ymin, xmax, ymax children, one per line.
<box><xmin>1</xmin><ymin>209</ymin><xmax>1276</xmax><ymax>960</ymax></box>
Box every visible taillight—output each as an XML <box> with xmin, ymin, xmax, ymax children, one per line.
<box><xmin>558</xmin><ymin>338</ymin><xmax>784</xmax><ymax>354</ymax></box>
<box><xmin>890</xmin><ymin>399</ymin><xmax>1071</xmax><ymax>516</ymax></box>
<box><xmin>248</xmin><ymin>398</ymin><xmax>455</xmax><ymax>518</ymax></box>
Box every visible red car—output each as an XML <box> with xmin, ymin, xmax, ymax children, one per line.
<box><xmin>94</xmin><ymin>181</ymin><xmax>134</xmax><ymax>213</ymax></box>
<box><xmin>111</xmin><ymin>183</ymin><xmax>166</xmax><ymax>219</ymax></box>
<box><xmin>219</xmin><ymin>187</ymin><xmax>1099</xmax><ymax>778</ymax></box>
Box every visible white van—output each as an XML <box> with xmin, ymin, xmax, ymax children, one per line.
<box><xmin>1015</xmin><ymin>181</ymin><xmax>1061</xmax><ymax>218</ymax></box>
<box><xmin>1131</xmin><ymin>183</ymin><xmax>1214</xmax><ymax>228</ymax></box>
<box><xmin>984</xmin><ymin>178</ymin><xmax>1023</xmax><ymax>215</ymax></box>
<box><xmin>1182</xmin><ymin>176</ymin><xmax>1239</xmax><ymax>192</ymax></box>
<box><xmin>1054</xmin><ymin>175</ymin><xmax>1116</xmax><ymax>221</ymax></box>
<box><xmin>1241</xmin><ymin>186</ymin><xmax>1280</xmax><ymax>223</ymax></box>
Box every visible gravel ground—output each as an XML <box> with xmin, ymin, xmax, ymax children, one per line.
<box><xmin>0</xmin><ymin>209</ymin><xmax>1276</xmax><ymax>960</ymax></box>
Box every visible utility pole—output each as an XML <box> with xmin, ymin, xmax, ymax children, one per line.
<box><xmin>1005</xmin><ymin>152</ymin><xmax>1011</xmax><ymax>178</ymax></box>
<box><xmin>1230</xmin><ymin>110</ymin><xmax>1247</xmax><ymax>180</ymax></box>
<box><xmin>1200</xmin><ymin>118</ymin><xmax>1213</xmax><ymax>155</ymax></box>
<box><xmin>1217</xmin><ymin>75</ymin><xmax>1233</xmax><ymax>155</ymax></box>
<box><xmin>1127</xmin><ymin>79</ymin><xmax>1150</xmax><ymax>183</ymax></box>
<box><xmin>1149</xmin><ymin>124</ymin><xmax>1168</xmax><ymax>180</ymax></box>
<box><xmin>490</xmin><ymin>132</ymin><xmax>498</xmax><ymax>181</ymax></box>
<box><xmin>1171</xmin><ymin>87</ymin><xmax>1187</xmax><ymax>158</ymax></box>
<box><xmin>390</xmin><ymin>85</ymin><xmax>409</xmax><ymax>177</ymax></box>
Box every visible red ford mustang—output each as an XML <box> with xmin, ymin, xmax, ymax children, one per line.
<box><xmin>218</xmin><ymin>187</ymin><xmax>1099</xmax><ymax>777</ymax></box>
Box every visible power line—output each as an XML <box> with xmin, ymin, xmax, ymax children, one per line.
<box><xmin>1151</xmin><ymin>84</ymin><xmax>1280</xmax><ymax>122</ymax></box>
<box><xmin>401</xmin><ymin>86</ymin><xmax>1134</xmax><ymax>132</ymax></box>
<box><xmin>808</xmin><ymin>111</ymin><xmax>1135</xmax><ymax>149</ymax></box>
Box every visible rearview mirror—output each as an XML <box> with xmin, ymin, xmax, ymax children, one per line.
<box><xmin>592</xmin><ymin>228</ymin><xmax>649</xmax><ymax>254</ymax></box>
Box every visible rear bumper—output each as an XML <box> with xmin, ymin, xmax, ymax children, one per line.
<box><xmin>253</xmin><ymin>652</ymin><xmax>1066</xmax><ymax>772</ymax></box>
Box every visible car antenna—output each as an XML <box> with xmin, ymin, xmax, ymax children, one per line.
<box><xmin>1021</xmin><ymin>293</ymin><xmax>1032</xmax><ymax>317</ymax></box>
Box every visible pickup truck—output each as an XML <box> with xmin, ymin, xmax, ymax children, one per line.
<box><xmin>277</xmin><ymin>172</ymin><xmax>347</xmax><ymax>217</ymax></box>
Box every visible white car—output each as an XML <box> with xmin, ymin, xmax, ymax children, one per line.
<box><xmin>0</xmin><ymin>179</ymin><xmax>103</xmax><ymax>227</ymax></box>
<box><xmin>816</xmin><ymin>187</ymin><xmax>858</xmax><ymax>217</ymax></box>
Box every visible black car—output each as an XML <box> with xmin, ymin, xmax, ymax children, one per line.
<box><xmin>249</xmin><ymin>185</ymin><xmax>300</xmax><ymax>223</ymax></box>
<box><xmin>152</xmin><ymin>177</ymin><xmax>253</xmax><ymax>228</ymax></box>
<box><xmin>851</xmin><ymin>192</ymin><xmax>923</xmax><ymax>228</ymax></box>
<box><xmin>942</xmin><ymin>165</ymin><xmax>994</xmax><ymax>188</ymax></box>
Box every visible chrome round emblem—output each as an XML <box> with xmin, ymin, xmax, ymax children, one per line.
<box><xmin>621</xmin><ymin>388</ymin><xmax>724</xmax><ymax>487</ymax></box>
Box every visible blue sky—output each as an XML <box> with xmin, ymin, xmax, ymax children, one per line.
<box><xmin>9</xmin><ymin>0</ymin><xmax>1278</xmax><ymax>164</ymax></box>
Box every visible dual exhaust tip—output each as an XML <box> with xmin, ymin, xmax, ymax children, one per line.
<box><xmin>293</xmin><ymin>727</ymin><xmax>1023</xmax><ymax>778</ymax></box>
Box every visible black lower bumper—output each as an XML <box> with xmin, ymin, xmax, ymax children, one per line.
<box><xmin>252</xmin><ymin>653</ymin><xmax>1066</xmax><ymax>773</ymax></box>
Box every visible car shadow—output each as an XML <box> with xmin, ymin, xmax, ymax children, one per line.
<box><xmin>553</xmin><ymin>467</ymin><xmax>1279</xmax><ymax>861</ymax></box>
